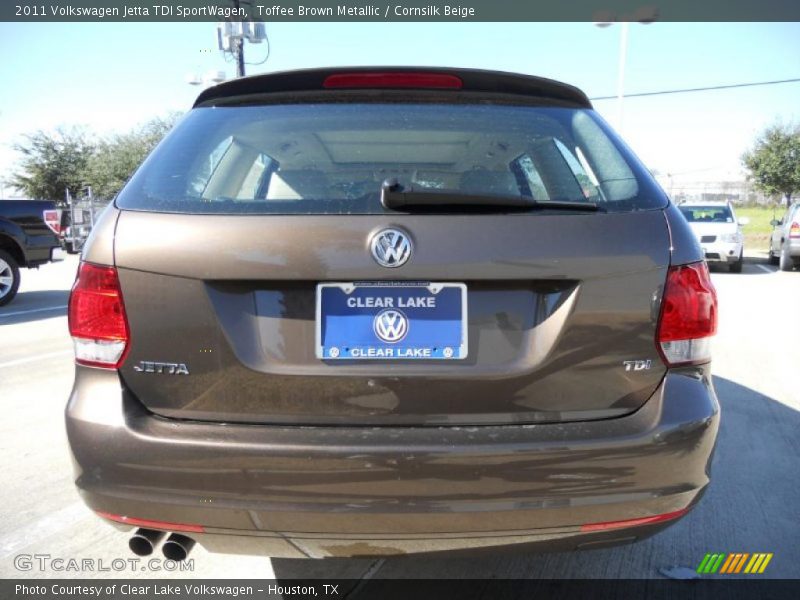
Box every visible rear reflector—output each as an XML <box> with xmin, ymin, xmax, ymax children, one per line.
<box><xmin>323</xmin><ymin>72</ymin><xmax>463</xmax><ymax>90</ymax></box>
<box><xmin>656</xmin><ymin>262</ymin><xmax>717</xmax><ymax>366</ymax></box>
<box><xmin>95</xmin><ymin>511</ymin><xmax>205</xmax><ymax>533</ymax></box>
<box><xmin>68</xmin><ymin>262</ymin><xmax>129</xmax><ymax>368</ymax></box>
<box><xmin>580</xmin><ymin>507</ymin><xmax>690</xmax><ymax>532</ymax></box>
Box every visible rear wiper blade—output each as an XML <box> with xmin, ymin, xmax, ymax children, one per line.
<box><xmin>380</xmin><ymin>179</ymin><xmax>601</xmax><ymax>212</ymax></box>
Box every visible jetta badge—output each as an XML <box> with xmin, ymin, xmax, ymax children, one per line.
<box><xmin>133</xmin><ymin>361</ymin><xmax>189</xmax><ymax>375</ymax></box>
<box><xmin>370</xmin><ymin>228</ymin><xmax>412</xmax><ymax>268</ymax></box>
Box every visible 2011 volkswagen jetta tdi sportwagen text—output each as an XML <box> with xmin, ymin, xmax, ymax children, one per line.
<box><xmin>65</xmin><ymin>67</ymin><xmax>720</xmax><ymax>559</ymax></box>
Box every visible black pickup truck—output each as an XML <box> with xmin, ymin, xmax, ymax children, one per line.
<box><xmin>0</xmin><ymin>199</ymin><xmax>64</xmax><ymax>306</ymax></box>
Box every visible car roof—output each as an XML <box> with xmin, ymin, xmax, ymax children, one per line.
<box><xmin>679</xmin><ymin>202</ymin><xmax>731</xmax><ymax>207</ymax></box>
<box><xmin>192</xmin><ymin>66</ymin><xmax>593</xmax><ymax>109</ymax></box>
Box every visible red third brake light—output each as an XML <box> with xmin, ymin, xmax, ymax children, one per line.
<box><xmin>656</xmin><ymin>262</ymin><xmax>717</xmax><ymax>366</ymax></box>
<box><xmin>68</xmin><ymin>262</ymin><xmax>130</xmax><ymax>368</ymax></box>
<box><xmin>323</xmin><ymin>72</ymin><xmax>463</xmax><ymax>90</ymax></box>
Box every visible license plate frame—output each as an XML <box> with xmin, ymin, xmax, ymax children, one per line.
<box><xmin>315</xmin><ymin>282</ymin><xmax>467</xmax><ymax>360</ymax></box>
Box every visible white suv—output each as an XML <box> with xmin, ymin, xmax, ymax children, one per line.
<box><xmin>678</xmin><ymin>201</ymin><xmax>748</xmax><ymax>273</ymax></box>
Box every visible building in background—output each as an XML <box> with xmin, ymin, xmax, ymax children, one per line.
<box><xmin>654</xmin><ymin>170</ymin><xmax>776</xmax><ymax>206</ymax></box>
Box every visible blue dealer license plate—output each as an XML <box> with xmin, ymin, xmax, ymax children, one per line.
<box><xmin>316</xmin><ymin>282</ymin><xmax>467</xmax><ymax>360</ymax></box>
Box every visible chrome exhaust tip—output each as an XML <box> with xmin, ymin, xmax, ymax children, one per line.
<box><xmin>162</xmin><ymin>533</ymin><xmax>196</xmax><ymax>561</ymax></box>
<box><xmin>128</xmin><ymin>528</ymin><xmax>166</xmax><ymax>557</ymax></box>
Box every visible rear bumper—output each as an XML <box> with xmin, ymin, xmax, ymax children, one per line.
<box><xmin>65</xmin><ymin>366</ymin><xmax>719</xmax><ymax>558</ymax></box>
<box><xmin>24</xmin><ymin>236</ymin><xmax>61</xmax><ymax>267</ymax></box>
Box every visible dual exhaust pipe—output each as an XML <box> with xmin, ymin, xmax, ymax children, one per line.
<box><xmin>129</xmin><ymin>528</ymin><xmax>195</xmax><ymax>561</ymax></box>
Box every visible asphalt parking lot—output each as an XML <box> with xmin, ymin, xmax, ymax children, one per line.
<box><xmin>0</xmin><ymin>254</ymin><xmax>798</xmax><ymax>582</ymax></box>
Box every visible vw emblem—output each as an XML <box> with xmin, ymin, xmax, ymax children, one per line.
<box><xmin>373</xmin><ymin>309</ymin><xmax>409</xmax><ymax>343</ymax></box>
<box><xmin>370</xmin><ymin>228</ymin><xmax>412</xmax><ymax>268</ymax></box>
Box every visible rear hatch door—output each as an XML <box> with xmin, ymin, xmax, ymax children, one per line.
<box><xmin>113</xmin><ymin>88</ymin><xmax>671</xmax><ymax>426</ymax></box>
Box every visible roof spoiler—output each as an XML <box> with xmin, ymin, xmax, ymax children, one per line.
<box><xmin>192</xmin><ymin>66</ymin><xmax>593</xmax><ymax>109</ymax></box>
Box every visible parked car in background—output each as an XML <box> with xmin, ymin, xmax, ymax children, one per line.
<box><xmin>66</xmin><ymin>67</ymin><xmax>720</xmax><ymax>560</ymax></box>
<box><xmin>677</xmin><ymin>201</ymin><xmax>748</xmax><ymax>272</ymax></box>
<box><xmin>0</xmin><ymin>199</ymin><xmax>64</xmax><ymax>306</ymax></box>
<box><xmin>768</xmin><ymin>202</ymin><xmax>800</xmax><ymax>271</ymax></box>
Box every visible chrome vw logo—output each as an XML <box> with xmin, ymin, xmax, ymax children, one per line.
<box><xmin>373</xmin><ymin>309</ymin><xmax>409</xmax><ymax>343</ymax></box>
<box><xmin>370</xmin><ymin>228</ymin><xmax>412</xmax><ymax>268</ymax></box>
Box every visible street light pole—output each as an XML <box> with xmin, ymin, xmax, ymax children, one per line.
<box><xmin>615</xmin><ymin>22</ymin><xmax>629</xmax><ymax>132</ymax></box>
<box><xmin>596</xmin><ymin>18</ymin><xmax>654</xmax><ymax>133</ymax></box>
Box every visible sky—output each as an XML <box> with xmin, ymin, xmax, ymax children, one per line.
<box><xmin>1</xmin><ymin>21</ymin><xmax>799</xmax><ymax>196</ymax></box>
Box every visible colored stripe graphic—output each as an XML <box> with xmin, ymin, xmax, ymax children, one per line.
<box><xmin>696</xmin><ymin>553</ymin><xmax>713</xmax><ymax>573</ymax></box>
<box><xmin>734</xmin><ymin>553</ymin><xmax>749</xmax><ymax>573</ymax></box>
<box><xmin>758</xmin><ymin>554</ymin><xmax>773</xmax><ymax>573</ymax></box>
<box><xmin>702</xmin><ymin>553</ymin><xmax>725</xmax><ymax>574</ymax></box>
<box><xmin>701</xmin><ymin>553</ymin><xmax>773</xmax><ymax>575</ymax></box>
<box><xmin>730</xmin><ymin>553</ymin><xmax>745</xmax><ymax>573</ymax></box>
<box><xmin>711</xmin><ymin>553</ymin><xmax>726</xmax><ymax>573</ymax></box>
<box><xmin>720</xmin><ymin>554</ymin><xmax>736</xmax><ymax>574</ymax></box>
<box><xmin>744</xmin><ymin>554</ymin><xmax>760</xmax><ymax>573</ymax></box>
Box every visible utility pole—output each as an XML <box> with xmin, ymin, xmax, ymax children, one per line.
<box><xmin>233</xmin><ymin>0</ymin><xmax>245</xmax><ymax>77</ymax></box>
<box><xmin>217</xmin><ymin>15</ymin><xmax>266</xmax><ymax>79</ymax></box>
<box><xmin>234</xmin><ymin>35</ymin><xmax>245</xmax><ymax>77</ymax></box>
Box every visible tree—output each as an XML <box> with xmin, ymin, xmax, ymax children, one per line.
<box><xmin>10</xmin><ymin>128</ymin><xmax>94</xmax><ymax>202</ymax></box>
<box><xmin>86</xmin><ymin>113</ymin><xmax>182</xmax><ymax>199</ymax></box>
<box><xmin>742</xmin><ymin>122</ymin><xmax>800</xmax><ymax>205</ymax></box>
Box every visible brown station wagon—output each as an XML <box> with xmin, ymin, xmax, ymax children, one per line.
<box><xmin>65</xmin><ymin>67</ymin><xmax>720</xmax><ymax>560</ymax></box>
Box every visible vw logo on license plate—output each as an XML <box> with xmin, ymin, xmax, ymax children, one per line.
<box><xmin>373</xmin><ymin>309</ymin><xmax>409</xmax><ymax>343</ymax></box>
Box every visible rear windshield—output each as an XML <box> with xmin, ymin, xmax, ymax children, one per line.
<box><xmin>116</xmin><ymin>103</ymin><xmax>666</xmax><ymax>214</ymax></box>
<box><xmin>679</xmin><ymin>205</ymin><xmax>734</xmax><ymax>223</ymax></box>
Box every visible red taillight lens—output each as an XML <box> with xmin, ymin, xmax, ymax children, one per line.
<box><xmin>68</xmin><ymin>262</ymin><xmax>129</xmax><ymax>368</ymax></box>
<box><xmin>656</xmin><ymin>262</ymin><xmax>717</xmax><ymax>366</ymax></box>
<box><xmin>790</xmin><ymin>222</ymin><xmax>800</xmax><ymax>238</ymax></box>
<box><xmin>43</xmin><ymin>209</ymin><xmax>62</xmax><ymax>235</ymax></box>
<box><xmin>658</xmin><ymin>263</ymin><xmax>717</xmax><ymax>342</ymax></box>
<box><xmin>323</xmin><ymin>72</ymin><xmax>463</xmax><ymax>90</ymax></box>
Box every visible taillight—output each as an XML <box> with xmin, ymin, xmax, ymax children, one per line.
<box><xmin>656</xmin><ymin>262</ymin><xmax>717</xmax><ymax>366</ymax></box>
<box><xmin>43</xmin><ymin>209</ymin><xmax>62</xmax><ymax>235</ymax></box>
<box><xmin>790</xmin><ymin>222</ymin><xmax>800</xmax><ymax>239</ymax></box>
<box><xmin>323</xmin><ymin>72</ymin><xmax>463</xmax><ymax>90</ymax></box>
<box><xmin>68</xmin><ymin>262</ymin><xmax>129</xmax><ymax>368</ymax></box>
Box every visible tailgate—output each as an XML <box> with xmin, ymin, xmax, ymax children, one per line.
<box><xmin>114</xmin><ymin>209</ymin><xmax>669</xmax><ymax>426</ymax></box>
